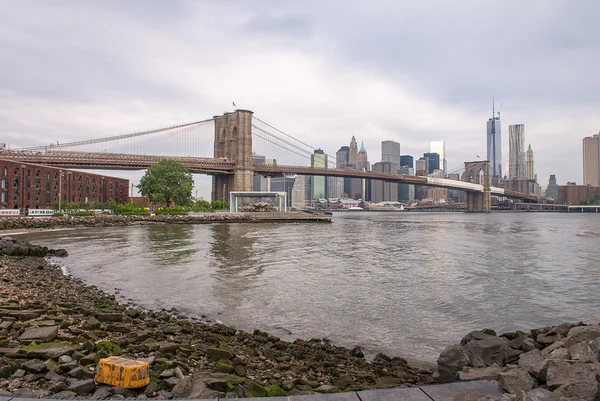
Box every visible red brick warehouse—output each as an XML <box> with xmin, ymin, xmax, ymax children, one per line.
<box><xmin>0</xmin><ymin>159</ymin><xmax>129</xmax><ymax>211</ymax></box>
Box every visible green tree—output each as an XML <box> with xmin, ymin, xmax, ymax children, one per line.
<box><xmin>137</xmin><ymin>160</ymin><xmax>194</xmax><ymax>206</ymax></box>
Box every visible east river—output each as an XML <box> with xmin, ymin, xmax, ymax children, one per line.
<box><xmin>16</xmin><ymin>212</ymin><xmax>600</xmax><ymax>362</ymax></box>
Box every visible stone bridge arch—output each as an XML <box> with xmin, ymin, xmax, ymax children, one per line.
<box><xmin>463</xmin><ymin>160</ymin><xmax>491</xmax><ymax>212</ymax></box>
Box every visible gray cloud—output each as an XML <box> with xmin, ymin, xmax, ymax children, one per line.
<box><xmin>0</xmin><ymin>0</ymin><xmax>598</xmax><ymax>198</ymax></box>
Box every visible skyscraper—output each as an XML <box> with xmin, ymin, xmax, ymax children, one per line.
<box><xmin>398</xmin><ymin>166</ymin><xmax>415</xmax><ymax>202</ymax></box>
<box><xmin>382</xmin><ymin>140</ymin><xmax>400</xmax><ymax>166</ymax></box>
<box><xmin>546</xmin><ymin>175</ymin><xmax>558</xmax><ymax>200</ymax></box>
<box><xmin>429</xmin><ymin>141</ymin><xmax>446</xmax><ymax>173</ymax></box>
<box><xmin>310</xmin><ymin>149</ymin><xmax>327</xmax><ymax>200</ymax></box>
<box><xmin>400</xmin><ymin>155</ymin><xmax>414</xmax><ymax>168</ymax></box>
<box><xmin>357</xmin><ymin>142</ymin><xmax>369</xmax><ymax>171</ymax></box>
<box><xmin>487</xmin><ymin>106</ymin><xmax>502</xmax><ymax>180</ymax></box>
<box><xmin>423</xmin><ymin>152</ymin><xmax>440</xmax><ymax>174</ymax></box>
<box><xmin>509</xmin><ymin>124</ymin><xmax>526</xmax><ymax>180</ymax></box>
<box><xmin>583</xmin><ymin>133</ymin><xmax>600</xmax><ymax>186</ymax></box>
<box><xmin>371</xmin><ymin>161</ymin><xmax>398</xmax><ymax>203</ymax></box>
<box><xmin>348</xmin><ymin>136</ymin><xmax>358</xmax><ymax>167</ymax></box>
<box><xmin>526</xmin><ymin>144</ymin><xmax>536</xmax><ymax>181</ymax></box>
<box><xmin>336</xmin><ymin>146</ymin><xmax>349</xmax><ymax>168</ymax></box>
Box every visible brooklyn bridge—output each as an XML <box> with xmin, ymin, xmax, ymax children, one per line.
<box><xmin>0</xmin><ymin>110</ymin><xmax>538</xmax><ymax>212</ymax></box>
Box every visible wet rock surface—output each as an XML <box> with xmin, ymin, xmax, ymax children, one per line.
<box><xmin>0</xmin><ymin>254</ymin><xmax>433</xmax><ymax>398</ymax></box>
<box><xmin>436</xmin><ymin>323</ymin><xmax>600</xmax><ymax>401</ymax></box>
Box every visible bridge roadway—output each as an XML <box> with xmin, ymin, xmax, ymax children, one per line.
<box><xmin>0</xmin><ymin>150</ymin><xmax>537</xmax><ymax>201</ymax></box>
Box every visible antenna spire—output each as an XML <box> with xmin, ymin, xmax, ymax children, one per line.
<box><xmin>492</xmin><ymin>96</ymin><xmax>495</xmax><ymax>119</ymax></box>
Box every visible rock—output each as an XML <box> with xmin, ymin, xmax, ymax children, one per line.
<box><xmin>549</xmin><ymin>348</ymin><xmax>570</xmax><ymax>360</ymax></box>
<box><xmin>144</xmin><ymin>381</ymin><xmax>161</xmax><ymax>396</ymax></box>
<box><xmin>159</xmin><ymin>368</ymin><xmax>175</xmax><ymax>378</ymax></box>
<box><xmin>569</xmin><ymin>341</ymin><xmax>598</xmax><ymax>363</ymax></box>
<box><xmin>518</xmin><ymin>349</ymin><xmax>551</xmax><ymax>380</ymax></box>
<box><xmin>436</xmin><ymin>344</ymin><xmax>471</xmax><ymax>383</ymax></box>
<box><xmin>550</xmin><ymin>322</ymin><xmax>580</xmax><ymax>336</ymax></box>
<box><xmin>45</xmin><ymin>370</ymin><xmax>64</xmax><ymax>381</ymax></box>
<box><xmin>171</xmin><ymin>375</ymin><xmax>193</xmax><ymax>397</ymax></box>
<box><xmin>267</xmin><ymin>384</ymin><xmax>287</xmax><ymax>397</ymax></box>
<box><xmin>13</xmin><ymin>387</ymin><xmax>35</xmax><ymax>397</ymax></box>
<box><xmin>511</xmin><ymin>337</ymin><xmax>542</xmax><ymax>352</ymax></box>
<box><xmin>249</xmin><ymin>382</ymin><xmax>269</xmax><ymax>397</ymax></box>
<box><xmin>537</xmin><ymin>333</ymin><xmax>562</xmax><ymax>345</ymax></box>
<box><xmin>498</xmin><ymin>368</ymin><xmax>535</xmax><ymax>394</ymax></box>
<box><xmin>126</xmin><ymin>308</ymin><xmax>141</xmax><ymax>318</ymax></box>
<box><xmin>315</xmin><ymin>384</ymin><xmax>338</xmax><ymax>393</ymax></box>
<box><xmin>517</xmin><ymin>388</ymin><xmax>557</xmax><ymax>401</ymax></box>
<box><xmin>107</xmin><ymin>323</ymin><xmax>131</xmax><ymax>333</ymax></box>
<box><xmin>204</xmin><ymin>378</ymin><xmax>230</xmax><ymax>392</ymax></box>
<box><xmin>554</xmin><ymin>381</ymin><xmax>599</xmax><ymax>401</ymax></box>
<box><xmin>95</xmin><ymin>312</ymin><xmax>123</xmax><ymax>322</ymax></box>
<box><xmin>47</xmin><ymin>381</ymin><xmax>69</xmax><ymax>394</ymax></box>
<box><xmin>69</xmin><ymin>366</ymin><xmax>95</xmax><ymax>379</ymax></box>
<box><xmin>546</xmin><ymin>360</ymin><xmax>600</xmax><ymax>390</ymax></box>
<box><xmin>157</xmin><ymin>390</ymin><xmax>173</xmax><ymax>399</ymax></box>
<box><xmin>206</xmin><ymin>347</ymin><xmax>233</xmax><ymax>360</ymax></box>
<box><xmin>215</xmin><ymin>360</ymin><xmax>235</xmax><ymax>373</ymax></box>
<box><xmin>53</xmin><ymin>390</ymin><xmax>79</xmax><ymax>398</ymax></box>
<box><xmin>68</xmin><ymin>378</ymin><xmax>96</xmax><ymax>395</ymax></box>
<box><xmin>58</xmin><ymin>355</ymin><xmax>73</xmax><ymax>364</ymax></box>
<box><xmin>26</xmin><ymin>345</ymin><xmax>74</xmax><ymax>359</ymax></box>
<box><xmin>462</xmin><ymin>332</ymin><xmax>517</xmax><ymax>366</ymax></box>
<box><xmin>18</xmin><ymin>325</ymin><xmax>58</xmax><ymax>342</ymax></box>
<box><xmin>458</xmin><ymin>365</ymin><xmax>503</xmax><ymax>381</ymax></box>
<box><xmin>21</xmin><ymin>359</ymin><xmax>48</xmax><ymax>373</ymax></box>
<box><xmin>92</xmin><ymin>385</ymin><xmax>114</xmax><ymax>399</ymax></box>
<box><xmin>113</xmin><ymin>386</ymin><xmax>138</xmax><ymax>397</ymax></box>
<box><xmin>563</xmin><ymin>326</ymin><xmax>600</xmax><ymax>348</ymax></box>
<box><xmin>164</xmin><ymin>377</ymin><xmax>180</xmax><ymax>388</ymax></box>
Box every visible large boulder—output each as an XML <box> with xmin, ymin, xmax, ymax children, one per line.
<box><xmin>546</xmin><ymin>360</ymin><xmax>600</xmax><ymax>390</ymax></box>
<box><xmin>436</xmin><ymin>344</ymin><xmax>470</xmax><ymax>383</ymax></box>
<box><xmin>518</xmin><ymin>349</ymin><xmax>551</xmax><ymax>380</ymax></box>
<box><xmin>18</xmin><ymin>326</ymin><xmax>58</xmax><ymax>342</ymax></box>
<box><xmin>462</xmin><ymin>331</ymin><xmax>521</xmax><ymax>367</ymax></box>
<box><xmin>498</xmin><ymin>368</ymin><xmax>535</xmax><ymax>395</ymax></box>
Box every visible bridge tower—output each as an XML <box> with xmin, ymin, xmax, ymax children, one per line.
<box><xmin>212</xmin><ymin>109</ymin><xmax>254</xmax><ymax>203</ymax></box>
<box><xmin>463</xmin><ymin>161</ymin><xmax>491</xmax><ymax>212</ymax></box>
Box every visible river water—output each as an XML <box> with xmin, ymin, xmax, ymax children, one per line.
<box><xmin>15</xmin><ymin>212</ymin><xmax>600</xmax><ymax>362</ymax></box>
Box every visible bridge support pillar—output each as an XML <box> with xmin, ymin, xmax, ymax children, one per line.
<box><xmin>465</xmin><ymin>191</ymin><xmax>491</xmax><ymax>213</ymax></box>
<box><xmin>212</xmin><ymin>109</ymin><xmax>254</xmax><ymax>203</ymax></box>
<box><xmin>463</xmin><ymin>160</ymin><xmax>492</xmax><ymax>213</ymax></box>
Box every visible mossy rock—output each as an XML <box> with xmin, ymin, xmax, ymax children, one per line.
<box><xmin>96</xmin><ymin>340</ymin><xmax>122</xmax><ymax>355</ymax></box>
<box><xmin>248</xmin><ymin>382</ymin><xmax>268</xmax><ymax>397</ymax></box>
<box><xmin>20</xmin><ymin>341</ymin><xmax>72</xmax><ymax>351</ymax></box>
<box><xmin>215</xmin><ymin>360</ymin><xmax>234</xmax><ymax>374</ymax></box>
<box><xmin>223</xmin><ymin>375</ymin><xmax>246</xmax><ymax>386</ymax></box>
<box><xmin>267</xmin><ymin>385</ymin><xmax>286</xmax><ymax>397</ymax></box>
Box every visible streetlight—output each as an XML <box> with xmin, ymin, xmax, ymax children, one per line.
<box><xmin>58</xmin><ymin>170</ymin><xmax>63</xmax><ymax>211</ymax></box>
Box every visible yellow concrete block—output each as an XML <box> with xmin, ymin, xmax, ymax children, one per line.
<box><xmin>95</xmin><ymin>356</ymin><xmax>150</xmax><ymax>388</ymax></box>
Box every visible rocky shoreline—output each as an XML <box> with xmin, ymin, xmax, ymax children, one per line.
<box><xmin>0</xmin><ymin>241</ymin><xmax>433</xmax><ymax>399</ymax></box>
<box><xmin>2</xmin><ymin>236</ymin><xmax>599</xmax><ymax>400</ymax></box>
<box><xmin>0</xmin><ymin>214</ymin><xmax>329</xmax><ymax>232</ymax></box>
<box><xmin>435</xmin><ymin>323</ymin><xmax>600</xmax><ymax>400</ymax></box>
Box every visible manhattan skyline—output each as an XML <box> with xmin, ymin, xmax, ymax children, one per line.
<box><xmin>0</xmin><ymin>1</ymin><xmax>598</xmax><ymax>199</ymax></box>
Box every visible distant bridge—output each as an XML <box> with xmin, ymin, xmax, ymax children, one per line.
<box><xmin>0</xmin><ymin>109</ymin><xmax>538</xmax><ymax>211</ymax></box>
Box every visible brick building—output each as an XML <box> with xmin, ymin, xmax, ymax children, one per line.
<box><xmin>1</xmin><ymin>159</ymin><xmax>129</xmax><ymax>211</ymax></box>
<box><xmin>557</xmin><ymin>183</ymin><xmax>600</xmax><ymax>205</ymax></box>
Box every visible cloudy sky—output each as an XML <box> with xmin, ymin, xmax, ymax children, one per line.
<box><xmin>1</xmin><ymin>0</ymin><xmax>598</xmax><ymax>198</ymax></box>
